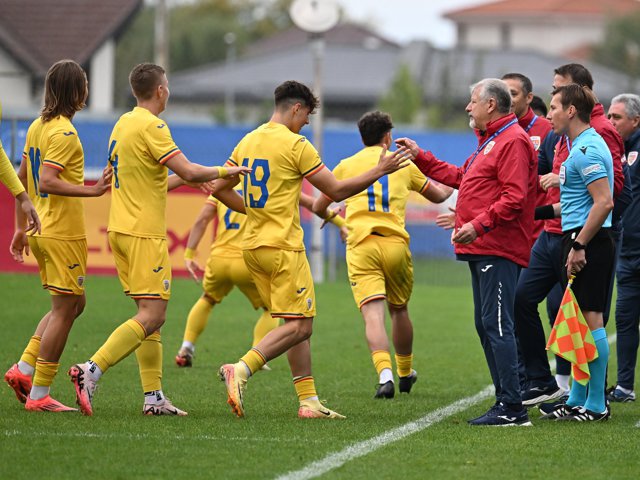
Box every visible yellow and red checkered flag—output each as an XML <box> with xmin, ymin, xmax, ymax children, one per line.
<box><xmin>546</xmin><ymin>276</ymin><xmax>598</xmax><ymax>385</ymax></box>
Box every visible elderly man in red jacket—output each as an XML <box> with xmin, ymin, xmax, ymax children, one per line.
<box><xmin>397</xmin><ymin>78</ymin><xmax>537</xmax><ymax>426</ymax></box>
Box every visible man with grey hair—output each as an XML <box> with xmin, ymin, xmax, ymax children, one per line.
<box><xmin>607</xmin><ymin>93</ymin><xmax>640</xmax><ymax>402</ymax></box>
<box><xmin>397</xmin><ymin>78</ymin><xmax>538</xmax><ymax>426</ymax></box>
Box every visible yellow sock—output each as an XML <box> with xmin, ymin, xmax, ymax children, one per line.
<box><xmin>252</xmin><ymin>310</ymin><xmax>278</xmax><ymax>346</ymax></box>
<box><xmin>32</xmin><ymin>358</ymin><xmax>59</xmax><ymax>387</ymax></box>
<box><xmin>91</xmin><ymin>319</ymin><xmax>147</xmax><ymax>373</ymax></box>
<box><xmin>135</xmin><ymin>331</ymin><xmax>163</xmax><ymax>392</ymax></box>
<box><xmin>371</xmin><ymin>350</ymin><xmax>392</xmax><ymax>375</ymax></box>
<box><xmin>20</xmin><ymin>335</ymin><xmax>41</xmax><ymax>368</ymax></box>
<box><xmin>293</xmin><ymin>375</ymin><xmax>317</xmax><ymax>402</ymax></box>
<box><xmin>395</xmin><ymin>353</ymin><xmax>413</xmax><ymax>378</ymax></box>
<box><xmin>184</xmin><ymin>297</ymin><xmax>214</xmax><ymax>344</ymax></box>
<box><xmin>240</xmin><ymin>347</ymin><xmax>266</xmax><ymax>375</ymax></box>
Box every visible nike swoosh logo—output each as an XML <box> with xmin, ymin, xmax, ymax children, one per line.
<box><xmin>481</xmin><ymin>265</ymin><xmax>493</xmax><ymax>272</ymax></box>
<box><xmin>320</xmin><ymin>409</ymin><xmax>331</xmax><ymax>416</ymax></box>
<box><xmin>63</xmin><ymin>131</ymin><xmax>75</xmax><ymax>136</ymax></box>
<box><xmin>68</xmin><ymin>263</ymin><xmax>80</xmax><ymax>270</ymax></box>
<box><xmin>296</xmin><ymin>287</ymin><xmax>306</xmax><ymax>294</ymax></box>
<box><xmin>153</xmin><ymin>266</ymin><xmax>163</xmax><ymax>273</ymax></box>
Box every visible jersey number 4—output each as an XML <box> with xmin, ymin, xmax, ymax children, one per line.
<box><xmin>241</xmin><ymin>158</ymin><xmax>270</xmax><ymax>208</ymax></box>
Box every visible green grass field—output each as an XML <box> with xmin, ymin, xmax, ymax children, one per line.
<box><xmin>1</xmin><ymin>265</ymin><xmax>638</xmax><ymax>480</ymax></box>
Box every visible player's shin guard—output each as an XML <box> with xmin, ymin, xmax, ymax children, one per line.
<box><xmin>252</xmin><ymin>310</ymin><xmax>278</xmax><ymax>346</ymax></box>
<box><xmin>136</xmin><ymin>331</ymin><xmax>163</xmax><ymax>392</ymax></box>
<box><xmin>91</xmin><ymin>319</ymin><xmax>147</xmax><ymax>373</ymax></box>
<box><xmin>293</xmin><ymin>375</ymin><xmax>317</xmax><ymax>402</ymax></box>
<box><xmin>395</xmin><ymin>353</ymin><xmax>413</xmax><ymax>378</ymax></box>
<box><xmin>184</xmin><ymin>297</ymin><xmax>213</xmax><ymax>344</ymax></box>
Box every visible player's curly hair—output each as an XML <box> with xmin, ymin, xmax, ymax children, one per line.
<box><xmin>274</xmin><ymin>80</ymin><xmax>319</xmax><ymax>113</ymax></box>
<box><xmin>551</xmin><ymin>84</ymin><xmax>596</xmax><ymax>124</ymax></box>
<box><xmin>129</xmin><ymin>63</ymin><xmax>166</xmax><ymax>100</ymax></box>
<box><xmin>358</xmin><ymin>111</ymin><xmax>394</xmax><ymax>147</ymax></box>
<box><xmin>41</xmin><ymin>60</ymin><xmax>88</xmax><ymax>122</ymax></box>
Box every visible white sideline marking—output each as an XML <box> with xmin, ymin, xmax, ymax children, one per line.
<box><xmin>276</xmin><ymin>386</ymin><xmax>495</xmax><ymax>480</ymax></box>
<box><xmin>277</xmin><ymin>333</ymin><xmax>619</xmax><ymax>480</ymax></box>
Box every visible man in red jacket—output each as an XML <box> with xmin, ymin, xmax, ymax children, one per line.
<box><xmin>397</xmin><ymin>78</ymin><xmax>537</xmax><ymax>426</ymax></box>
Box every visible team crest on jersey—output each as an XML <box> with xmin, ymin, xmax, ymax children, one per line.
<box><xmin>483</xmin><ymin>141</ymin><xmax>496</xmax><ymax>155</ymax></box>
<box><xmin>628</xmin><ymin>151</ymin><xmax>638</xmax><ymax>166</ymax></box>
<box><xmin>77</xmin><ymin>276</ymin><xmax>85</xmax><ymax>287</ymax></box>
<box><xmin>530</xmin><ymin>136</ymin><xmax>541</xmax><ymax>151</ymax></box>
<box><xmin>559</xmin><ymin>165</ymin><xmax>566</xmax><ymax>185</ymax></box>
<box><xmin>163</xmin><ymin>280</ymin><xmax>170</xmax><ymax>292</ymax></box>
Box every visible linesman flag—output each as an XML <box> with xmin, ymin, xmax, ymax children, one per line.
<box><xmin>546</xmin><ymin>276</ymin><xmax>598</xmax><ymax>385</ymax></box>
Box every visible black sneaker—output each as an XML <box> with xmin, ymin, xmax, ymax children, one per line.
<box><xmin>537</xmin><ymin>394</ymin><xmax>569</xmax><ymax>415</ymax></box>
<box><xmin>374</xmin><ymin>380</ymin><xmax>395</xmax><ymax>399</ymax></box>
<box><xmin>469</xmin><ymin>403</ymin><xmax>532</xmax><ymax>426</ymax></box>
<box><xmin>398</xmin><ymin>370</ymin><xmax>417</xmax><ymax>394</ymax></box>
<box><xmin>521</xmin><ymin>383</ymin><xmax>567</xmax><ymax>406</ymax></box>
<box><xmin>539</xmin><ymin>402</ymin><xmax>581</xmax><ymax>420</ymax></box>
<box><xmin>606</xmin><ymin>385</ymin><xmax>636</xmax><ymax>403</ymax></box>
<box><xmin>467</xmin><ymin>402</ymin><xmax>501</xmax><ymax>424</ymax></box>
<box><xmin>557</xmin><ymin>407</ymin><xmax>610</xmax><ymax>422</ymax></box>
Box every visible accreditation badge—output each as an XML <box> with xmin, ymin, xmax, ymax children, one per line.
<box><xmin>628</xmin><ymin>151</ymin><xmax>638</xmax><ymax>166</ymax></box>
<box><xmin>530</xmin><ymin>136</ymin><xmax>541</xmax><ymax>151</ymax></box>
<box><xmin>559</xmin><ymin>164</ymin><xmax>566</xmax><ymax>185</ymax></box>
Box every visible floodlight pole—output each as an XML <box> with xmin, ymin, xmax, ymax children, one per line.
<box><xmin>309</xmin><ymin>33</ymin><xmax>325</xmax><ymax>283</ymax></box>
<box><xmin>154</xmin><ymin>0</ymin><xmax>169</xmax><ymax>71</ymax></box>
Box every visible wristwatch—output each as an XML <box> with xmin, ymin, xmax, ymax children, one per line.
<box><xmin>572</xmin><ymin>241</ymin><xmax>586</xmax><ymax>251</ymax></box>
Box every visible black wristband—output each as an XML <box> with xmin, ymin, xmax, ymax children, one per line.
<box><xmin>534</xmin><ymin>205</ymin><xmax>555</xmax><ymax>220</ymax></box>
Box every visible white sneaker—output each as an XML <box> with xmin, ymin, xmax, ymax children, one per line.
<box><xmin>143</xmin><ymin>397</ymin><xmax>188</xmax><ymax>416</ymax></box>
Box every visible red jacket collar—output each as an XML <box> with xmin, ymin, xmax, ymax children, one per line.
<box><xmin>478</xmin><ymin>113</ymin><xmax>518</xmax><ymax>140</ymax></box>
<box><xmin>591</xmin><ymin>103</ymin><xmax>605</xmax><ymax>120</ymax></box>
<box><xmin>518</xmin><ymin>108</ymin><xmax>535</xmax><ymax>129</ymax></box>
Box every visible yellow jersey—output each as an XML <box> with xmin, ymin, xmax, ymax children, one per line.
<box><xmin>23</xmin><ymin>116</ymin><xmax>85</xmax><ymax>239</ymax></box>
<box><xmin>207</xmin><ymin>187</ymin><xmax>245</xmax><ymax>257</ymax></box>
<box><xmin>333</xmin><ymin>146</ymin><xmax>430</xmax><ymax>247</ymax></box>
<box><xmin>227</xmin><ymin>122</ymin><xmax>324</xmax><ymax>251</ymax></box>
<box><xmin>0</xmin><ymin>102</ymin><xmax>25</xmax><ymax>196</ymax></box>
<box><xmin>107</xmin><ymin>106</ymin><xmax>181</xmax><ymax>238</ymax></box>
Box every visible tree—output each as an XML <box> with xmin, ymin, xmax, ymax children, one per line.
<box><xmin>592</xmin><ymin>12</ymin><xmax>640</xmax><ymax>87</ymax></box>
<box><xmin>114</xmin><ymin>0</ymin><xmax>293</xmax><ymax>108</ymax></box>
<box><xmin>378</xmin><ymin>64</ymin><xmax>423</xmax><ymax>125</ymax></box>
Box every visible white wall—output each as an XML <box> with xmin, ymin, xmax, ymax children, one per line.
<box><xmin>89</xmin><ymin>39</ymin><xmax>115</xmax><ymax>113</ymax></box>
<box><xmin>0</xmin><ymin>48</ymin><xmax>32</xmax><ymax>109</ymax></box>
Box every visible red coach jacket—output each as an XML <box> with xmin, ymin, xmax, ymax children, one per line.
<box><xmin>544</xmin><ymin>103</ymin><xmax>624</xmax><ymax>235</ymax></box>
<box><xmin>413</xmin><ymin>113</ymin><xmax>537</xmax><ymax>267</ymax></box>
<box><xmin>519</xmin><ymin>107</ymin><xmax>553</xmax><ymax>241</ymax></box>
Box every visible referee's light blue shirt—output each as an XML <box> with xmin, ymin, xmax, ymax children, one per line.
<box><xmin>559</xmin><ymin>127</ymin><xmax>614</xmax><ymax>231</ymax></box>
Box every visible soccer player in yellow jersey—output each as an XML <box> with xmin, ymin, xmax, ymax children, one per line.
<box><xmin>313</xmin><ymin>111</ymin><xmax>453</xmax><ymax>398</ymax></box>
<box><xmin>68</xmin><ymin>63</ymin><xmax>249</xmax><ymax>416</ymax></box>
<box><xmin>175</xmin><ymin>190</ymin><xmax>346</xmax><ymax>368</ymax></box>
<box><xmin>213</xmin><ymin>80</ymin><xmax>413</xmax><ymax>419</ymax></box>
<box><xmin>4</xmin><ymin>60</ymin><xmax>112</xmax><ymax>412</ymax></box>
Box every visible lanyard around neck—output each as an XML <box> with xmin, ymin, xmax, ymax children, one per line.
<box><xmin>464</xmin><ymin>118</ymin><xmax>518</xmax><ymax>173</ymax></box>
<box><xmin>524</xmin><ymin>114</ymin><xmax>538</xmax><ymax>133</ymax></box>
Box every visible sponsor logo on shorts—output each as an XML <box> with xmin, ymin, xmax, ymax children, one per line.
<box><xmin>77</xmin><ymin>276</ymin><xmax>85</xmax><ymax>286</ymax></box>
<box><xmin>296</xmin><ymin>287</ymin><xmax>306</xmax><ymax>294</ymax></box>
<box><xmin>68</xmin><ymin>263</ymin><xmax>80</xmax><ymax>270</ymax></box>
<box><xmin>163</xmin><ymin>279</ymin><xmax>170</xmax><ymax>292</ymax></box>
<box><xmin>157</xmin><ymin>124</ymin><xmax>165</xmax><ymax>129</ymax></box>
<box><xmin>481</xmin><ymin>265</ymin><xmax>493</xmax><ymax>273</ymax></box>
<box><xmin>628</xmin><ymin>151</ymin><xmax>638</xmax><ymax>166</ymax></box>
<box><xmin>153</xmin><ymin>266</ymin><xmax>164</xmax><ymax>273</ymax></box>
<box><xmin>63</xmin><ymin>131</ymin><xmax>75</xmax><ymax>136</ymax></box>
<box><xmin>307</xmin><ymin>298</ymin><xmax>312</xmax><ymax>310</ymax></box>
<box><xmin>483</xmin><ymin>141</ymin><xmax>495</xmax><ymax>155</ymax></box>
<box><xmin>350</xmin><ymin>281</ymin><xmax>356</xmax><ymax>286</ymax></box>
